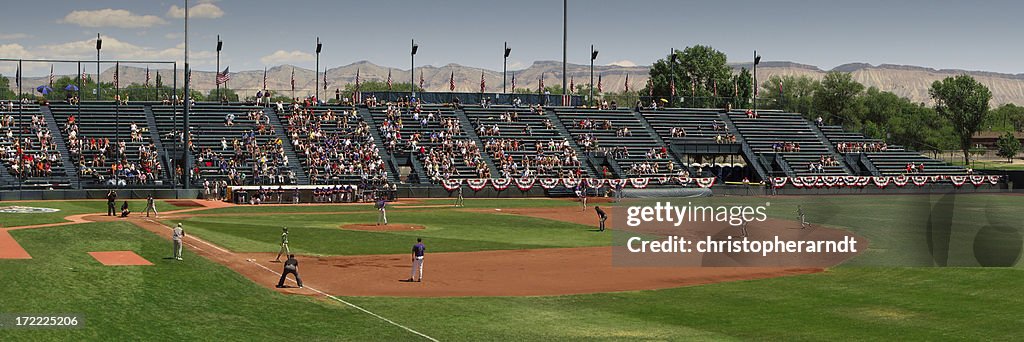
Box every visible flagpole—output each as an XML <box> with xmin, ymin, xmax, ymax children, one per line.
<box><xmin>183</xmin><ymin>0</ymin><xmax>192</xmax><ymax>190</ymax></box>
<box><xmin>16</xmin><ymin>59</ymin><xmax>21</xmax><ymax>193</ymax></box>
<box><xmin>115</xmin><ymin>61</ymin><xmax>120</xmax><ymax>186</ymax></box>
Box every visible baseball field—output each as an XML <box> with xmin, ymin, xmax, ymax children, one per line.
<box><xmin>0</xmin><ymin>194</ymin><xmax>1022</xmax><ymax>341</ymax></box>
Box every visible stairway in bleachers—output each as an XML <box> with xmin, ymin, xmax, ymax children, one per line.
<box><xmin>355</xmin><ymin>107</ymin><xmax>399</xmax><ymax>184</ymax></box>
<box><xmin>142</xmin><ymin>105</ymin><xmax>172</xmax><ymax>183</ymax></box>
<box><xmin>39</xmin><ymin>105</ymin><xmax>81</xmax><ymax>188</ymax></box>
<box><xmin>149</xmin><ymin>104</ymin><xmax>188</xmax><ymax>186</ymax></box>
<box><xmin>728</xmin><ymin>111</ymin><xmax>849</xmax><ymax>177</ymax></box>
<box><xmin>542</xmin><ymin>107</ymin><xmax>598</xmax><ymax>177</ymax></box>
<box><xmin>554</xmin><ymin>108</ymin><xmax>682</xmax><ymax>177</ymax></box>
<box><xmin>453</xmin><ymin>107</ymin><xmax>500</xmax><ymax>177</ymax></box>
<box><xmin>264</xmin><ymin>107</ymin><xmax>309</xmax><ymax>184</ymax></box>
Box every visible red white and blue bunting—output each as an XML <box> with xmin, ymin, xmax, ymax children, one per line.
<box><xmin>466</xmin><ymin>178</ymin><xmax>488</xmax><ymax>191</ymax></box>
<box><xmin>491</xmin><ymin>178</ymin><xmax>512</xmax><ymax>191</ymax></box>
<box><xmin>585</xmin><ymin>178</ymin><xmax>605</xmax><ymax>189</ymax></box>
<box><xmin>539</xmin><ymin>178</ymin><xmax>560</xmax><ymax>189</ymax></box>
<box><xmin>562</xmin><ymin>178</ymin><xmax>582</xmax><ymax>188</ymax></box>
<box><xmin>628</xmin><ymin>178</ymin><xmax>650</xmax><ymax>189</ymax></box>
<box><xmin>441</xmin><ymin>178</ymin><xmax>463</xmax><ymax>191</ymax></box>
<box><xmin>515</xmin><ymin>178</ymin><xmax>537</xmax><ymax>191</ymax></box>
<box><xmin>772</xmin><ymin>175</ymin><xmax>1000</xmax><ymax>189</ymax></box>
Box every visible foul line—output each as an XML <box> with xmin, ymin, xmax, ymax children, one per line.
<box><xmin>146</xmin><ymin>219</ymin><xmax>229</xmax><ymax>253</ymax></box>
<box><xmin>248</xmin><ymin>260</ymin><xmax>439</xmax><ymax>342</ymax></box>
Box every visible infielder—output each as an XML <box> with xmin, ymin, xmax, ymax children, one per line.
<box><xmin>376</xmin><ymin>197</ymin><xmax>388</xmax><ymax>225</ymax></box>
<box><xmin>171</xmin><ymin>223</ymin><xmax>185</xmax><ymax>261</ymax></box>
<box><xmin>144</xmin><ymin>194</ymin><xmax>158</xmax><ymax>217</ymax></box>
<box><xmin>595</xmin><ymin>206</ymin><xmax>607</xmax><ymax>232</ymax></box>
<box><xmin>409</xmin><ymin>238</ymin><xmax>425</xmax><ymax>282</ymax></box>
<box><xmin>577</xmin><ymin>184</ymin><xmax>588</xmax><ymax>211</ymax></box>
<box><xmin>275</xmin><ymin>227</ymin><xmax>291</xmax><ymax>262</ymax></box>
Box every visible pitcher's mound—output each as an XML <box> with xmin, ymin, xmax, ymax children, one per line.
<box><xmin>340</xmin><ymin>223</ymin><xmax>425</xmax><ymax>232</ymax></box>
<box><xmin>88</xmin><ymin>251</ymin><xmax>153</xmax><ymax>266</ymax></box>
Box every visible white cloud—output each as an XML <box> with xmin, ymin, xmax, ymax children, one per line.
<box><xmin>164</xmin><ymin>33</ymin><xmax>183</xmax><ymax>40</ymax></box>
<box><xmin>607</xmin><ymin>60</ymin><xmax>637</xmax><ymax>67</ymax></box>
<box><xmin>59</xmin><ymin>9</ymin><xmax>166</xmax><ymax>28</ymax></box>
<box><xmin>34</xmin><ymin>36</ymin><xmax>215</xmax><ymax>66</ymax></box>
<box><xmin>167</xmin><ymin>3</ymin><xmax>224</xmax><ymax>19</ymax></box>
<box><xmin>0</xmin><ymin>44</ymin><xmax>36</xmax><ymax>73</ymax></box>
<box><xmin>260</xmin><ymin>50</ymin><xmax>314</xmax><ymax>65</ymax></box>
<box><xmin>0</xmin><ymin>33</ymin><xmax>30</xmax><ymax>40</ymax></box>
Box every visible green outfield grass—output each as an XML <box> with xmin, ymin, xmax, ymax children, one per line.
<box><xmin>189</xmin><ymin>197</ymin><xmax>578</xmax><ymax>215</ymax></box>
<box><xmin>167</xmin><ymin>210</ymin><xmax>606</xmax><ymax>255</ymax></box>
<box><xmin>0</xmin><ymin>200</ymin><xmax>181</xmax><ymax>227</ymax></box>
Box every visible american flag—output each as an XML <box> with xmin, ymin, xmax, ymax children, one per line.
<box><xmin>323</xmin><ymin>70</ymin><xmax>328</xmax><ymax>90</ymax></box>
<box><xmin>262</xmin><ymin>67</ymin><xmax>267</xmax><ymax>90</ymax></box>
<box><xmin>216</xmin><ymin>67</ymin><xmax>230</xmax><ymax>85</ymax></box>
<box><xmin>386</xmin><ymin>69</ymin><xmax>392</xmax><ymax>90</ymax></box>
<box><xmin>15</xmin><ymin>63</ymin><xmax>20</xmax><ymax>88</ymax></box>
<box><xmin>538</xmin><ymin>72</ymin><xmax>544</xmax><ymax>93</ymax></box>
<box><xmin>418</xmin><ymin>71</ymin><xmax>424</xmax><ymax>90</ymax></box>
<box><xmin>113</xmin><ymin>62</ymin><xmax>119</xmax><ymax>89</ymax></box>
<box><xmin>81</xmin><ymin>69</ymin><xmax>87</xmax><ymax>82</ymax></box>
<box><xmin>569</xmin><ymin>77</ymin><xmax>574</xmax><ymax>94</ymax></box>
<box><xmin>670</xmin><ymin>78</ymin><xmax>676</xmax><ymax>96</ymax></box>
<box><xmin>290</xmin><ymin>68</ymin><xmax>295</xmax><ymax>92</ymax></box>
<box><xmin>597</xmin><ymin>74</ymin><xmax>602</xmax><ymax>93</ymax></box>
<box><xmin>734</xmin><ymin>80</ymin><xmax>738</xmax><ymax>97</ymax></box>
<box><xmin>48</xmin><ymin>64</ymin><xmax>54</xmax><ymax>88</ymax></box>
<box><xmin>145</xmin><ymin>67</ymin><xmax>151</xmax><ymax>87</ymax></box>
<box><xmin>354</xmin><ymin>69</ymin><xmax>362</xmax><ymax>103</ymax></box>
<box><xmin>624</xmin><ymin>74</ymin><xmax>629</xmax><ymax>92</ymax></box>
<box><xmin>511</xmin><ymin>72</ymin><xmax>516</xmax><ymax>91</ymax></box>
<box><xmin>449</xmin><ymin>71</ymin><xmax>455</xmax><ymax>92</ymax></box>
<box><xmin>479</xmin><ymin>70</ymin><xmax>485</xmax><ymax>93</ymax></box>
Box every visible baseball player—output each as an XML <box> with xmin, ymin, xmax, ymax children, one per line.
<box><xmin>144</xmin><ymin>194</ymin><xmax>158</xmax><ymax>218</ymax></box>
<box><xmin>454</xmin><ymin>186</ymin><xmax>464</xmax><ymax>207</ymax></box>
<box><xmin>408</xmin><ymin>238</ymin><xmax>425</xmax><ymax>282</ymax></box>
<box><xmin>797</xmin><ymin>205</ymin><xmax>809</xmax><ymax>229</ymax></box>
<box><xmin>171</xmin><ymin>223</ymin><xmax>185</xmax><ymax>261</ymax></box>
<box><xmin>595</xmin><ymin>206</ymin><xmax>607</xmax><ymax>232</ymax></box>
<box><xmin>578</xmin><ymin>184</ymin><xmax>588</xmax><ymax>211</ymax></box>
<box><xmin>275</xmin><ymin>227</ymin><xmax>291</xmax><ymax>262</ymax></box>
<box><xmin>376</xmin><ymin>197</ymin><xmax>388</xmax><ymax>225</ymax></box>
<box><xmin>276</xmin><ymin>254</ymin><xmax>303</xmax><ymax>288</ymax></box>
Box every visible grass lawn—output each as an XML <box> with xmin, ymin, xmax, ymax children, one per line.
<box><xmin>0</xmin><ymin>222</ymin><xmax>420</xmax><ymax>341</ymax></box>
<box><xmin>168</xmin><ymin>210</ymin><xmax>606</xmax><ymax>255</ymax></box>
<box><xmin>949</xmin><ymin>159</ymin><xmax>1024</xmax><ymax>170</ymax></box>
<box><xmin>191</xmin><ymin>197</ymin><xmax>578</xmax><ymax>216</ymax></box>
<box><xmin>0</xmin><ymin>200</ymin><xmax>182</xmax><ymax>228</ymax></box>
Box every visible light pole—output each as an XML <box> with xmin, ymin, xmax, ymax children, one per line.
<box><xmin>96</xmin><ymin>34</ymin><xmax>102</xmax><ymax>100</ymax></box>
<box><xmin>315</xmin><ymin>37</ymin><xmax>322</xmax><ymax>102</ymax></box>
<box><xmin>411</xmin><ymin>40</ymin><xmax>418</xmax><ymax>101</ymax></box>
<box><xmin>669</xmin><ymin>48</ymin><xmax>676</xmax><ymax>107</ymax></box>
<box><xmin>753</xmin><ymin>50</ymin><xmax>761</xmax><ymax>114</ymax></box>
<box><xmin>590</xmin><ymin>45</ymin><xmax>598</xmax><ymax>107</ymax></box>
<box><xmin>183</xmin><ymin>0</ymin><xmax>192</xmax><ymax>189</ymax></box>
<box><xmin>215</xmin><ymin>35</ymin><xmax>222</xmax><ymax>101</ymax></box>
<box><xmin>561</xmin><ymin>0</ymin><xmax>567</xmax><ymax>97</ymax></box>
<box><xmin>503</xmin><ymin>42</ymin><xmax>511</xmax><ymax>93</ymax></box>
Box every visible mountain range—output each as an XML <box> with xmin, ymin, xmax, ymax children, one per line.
<box><xmin>9</xmin><ymin>60</ymin><xmax>1024</xmax><ymax>106</ymax></box>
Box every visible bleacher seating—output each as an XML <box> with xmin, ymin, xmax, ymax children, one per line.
<box><xmin>728</xmin><ymin>111</ymin><xmax>848</xmax><ymax>176</ymax></box>
<box><xmin>555</xmin><ymin>108</ymin><xmax>684</xmax><ymax>177</ymax></box>
<box><xmin>641</xmin><ymin>109</ymin><xmax>732</xmax><ymax>144</ymax></box>
<box><xmin>50</xmin><ymin>103</ymin><xmax>161</xmax><ymax>186</ymax></box>
<box><xmin>0</xmin><ymin>102</ymin><xmax>71</xmax><ymax>188</ymax></box>
<box><xmin>276</xmin><ymin>104</ymin><xmax>388</xmax><ymax>185</ymax></box>
<box><xmin>151</xmin><ymin>104</ymin><xmax>294</xmax><ymax>186</ymax></box>
<box><xmin>370</xmin><ymin>103</ymin><xmax>488</xmax><ymax>181</ymax></box>
<box><xmin>464</xmin><ymin>106</ymin><xmax>585</xmax><ymax>178</ymax></box>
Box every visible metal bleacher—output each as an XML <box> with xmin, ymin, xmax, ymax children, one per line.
<box><xmin>554</xmin><ymin>108</ymin><xmax>683</xmax><ymax>177</ymax></box>
<box><xmin>728</xmin><ymin>111</ymin><xmax>849</xmax><ymax>176</ymax></box>
<box><xmin>463</xmin><ymin>106</ymin><xmax>585</xmax><ymax>178</ymax></box>
<box><xmin>50</xmin><ymin>102</ymin><xmax>163</xmax><ymax>186</ymax></box>
<box><xmin>0</xmin><ymin>103</ymin><xmax>71</xmax><ymax>189</ymax></box>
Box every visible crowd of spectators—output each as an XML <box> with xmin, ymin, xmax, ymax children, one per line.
<box><xmin>1</xmin><ymin>111</ymin><xmax>60</xmax><ymax>179</ymax></box>
<box><xmin>377</xmin><ymin>103</ymin><xmax>487</xmax><ymax>181</ymax></box>
<box><xmin>836</xmin><ymin>141</ymin><xmax>888</xmax><ymax>153</ymax></box>
<box><xmin>61</xmin><ymin>114</ymin><xmax>162</xmax><ymax>185</ymax></box>
<box><xmin>771</xmin><ymin>142</ymin><xmax>802</xmax><ymax>152</ymax></box>
<box><xmin>285</xmin><ymin>105</ymin><xmax>387</xmax><ymax>185</ymax></box>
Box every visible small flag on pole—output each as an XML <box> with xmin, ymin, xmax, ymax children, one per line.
<box><xmin>670</xmin><ymin>78</ymin><xmax>676</xmax><ymax>97</ymax></box>
<box><xmin>290</xmin><ymin>68</ymin><xmax>295</xmax><ymax>92</ymax></box>
<box><xmin>145</xmin><ymin>67</ymin><xmax>151</xmax><ymax>87</ymax></box>
<box><xmin>262</xmin><ymin>67</ymin><xmax>267</xmax><ymax>90</ymax></box>
<box><xmin>449</xmin><ymin>71</ymin><xmax>455</xmax><ymax>92</ymax></box>
<box><xmin>597</xmin><ymin>74</ymin><xmax>602</xmax><ymax>93</ymax></box>
<box><xmin>480</xmin><ymin>70</ymin><xmax>485</xmax><ymax>93</ymax></box>
<box><xmin>323</xmin><ymin>70</ymin><xmax>328</xmax><ymax>90</ymax></box>
<box><xmin>538</xmin><ymin>72</ymin><xmax>545</xmax><ymax>93</ymax></box>
<box><xmin>48</xmin><ymin>64</ymin><xmax>54</xmax><ymax>88</ymax></box>
<box><xmin>624</xmin><ymin>74</ymin><xmax>629</xmax><ymax>92</ymax></box>
<box><xmin>511</xmin><ymin>72</ymin><xmax>516</xmax><ymax>91</ymax></box>
<box><xmin>354</xmin><ymin>68</ymin><xmax>361</xmax><ymax>103</ymax></box>
<box><xmin>569</xmin><ymin>77</ymin><xmax>574</xmax><ymax>94</ymax></box>
<box><xmin>114</xmin><ymin>62</ymin><xmax>120</xmax><ymax>89</ymax></box>
<box><xmin>386</xmin><ymin>69</ymin><xmax>393</xmax><ymax>90</ymax></box>
<box><xmin>15</xmin><ymin>63</ymin><xmax>20</xmax><ymax>88</ymax></box>
<box><xmin>216</xmin><ymin>67</ymin><xmax>230</xmax><ymax>85</ymax></box>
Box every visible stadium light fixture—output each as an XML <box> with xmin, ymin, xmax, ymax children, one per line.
<box><xmin>316</xmin><ymin>37</ymin><xmax>322</xmax><ymax>102</ymax></box>
<box><xmin>590</xmin><ymin>45</ymin><xmax>598</xmax><ymax>107</ymax></box>
<box><xmin>96</xmin><ymin>33</ymin><xmax>102</xmax><ymax>100</ymax></box>
<box><xmin>503</xmin><ymin>42</ymin><xmax>511</xmax><ymax>93</ymax></box>
<box><xmin>753</xmin><ymin>50</ymin><xmax>761</xmax><ymax>115</ymax></box>
<box><xmin>216</xmin><ymin>35</ymin><xmax>222</xmax><ymax>101</ymax></box>
<box><xmin>411</xmin><ymin>40</ymin><xmax>418</xmax><ymax>99</ymax></box>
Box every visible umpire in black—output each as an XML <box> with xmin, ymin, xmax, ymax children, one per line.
<box><xmin>595</xmin><ymin>206</ymin><xmax>607</xmax><ymax>232</ymax></box>
<box><xmin>106</xmin><ymin>190</ymin><xmax>118</xmax><ymax>216</ymax></box>
<box><xmin>276</xmin><ymin>254</ymin><xmax>303</xmax><ymax>288</ymax></box>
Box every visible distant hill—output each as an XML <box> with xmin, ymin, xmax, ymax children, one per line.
<box><xmin>10</xmin><ymin>60</ymin><xmax>1024</xmax><ymax>105</ymax></box>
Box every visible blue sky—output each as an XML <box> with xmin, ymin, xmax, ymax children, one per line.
<box><xmin>1</xmin><ymin>0</ymin><xmax>1021</xmax><ymax>76</ymax></box>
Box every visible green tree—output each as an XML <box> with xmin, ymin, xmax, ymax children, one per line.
<box><xmin>988</xmin><ymin>103</ymin><xmax>1024</xmax><ymax>132</ymax></box>
<box><xmin>760</xmin><ymin>75</ymin><xmax>819</xmax><ymax>118</ymax></box>
<box><xmin>646</xmin><ymin>45</ymin><xmax>734</xmax><ymax>108</ymax></box>
<box><xmin>731</xmin><ymin>67</ymin><xmax>753</xmax><ymax>109</ymax></box>
<box><xmin>0</xmin><ymin>75</ymin><xmax>16</xmax><ymax>100</ymax></box>
<box><xmin>929</xmin><ymin>74</ymin><xmax>992</xmax><ymax>165</ymax></box>
<box><xmin>208</xmin><ymin>88</ymin><xmax>239</xmax><ymax>102</ymax></box>
<box><xmin>813</xmin><ymin>71</ymin><xmax>864</xmax><ymax>126</ymax></box>
<box><xmin>996</xmin><ymin>132</ymin><xmax>1021</xmax><ymax>163</ymax></box>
